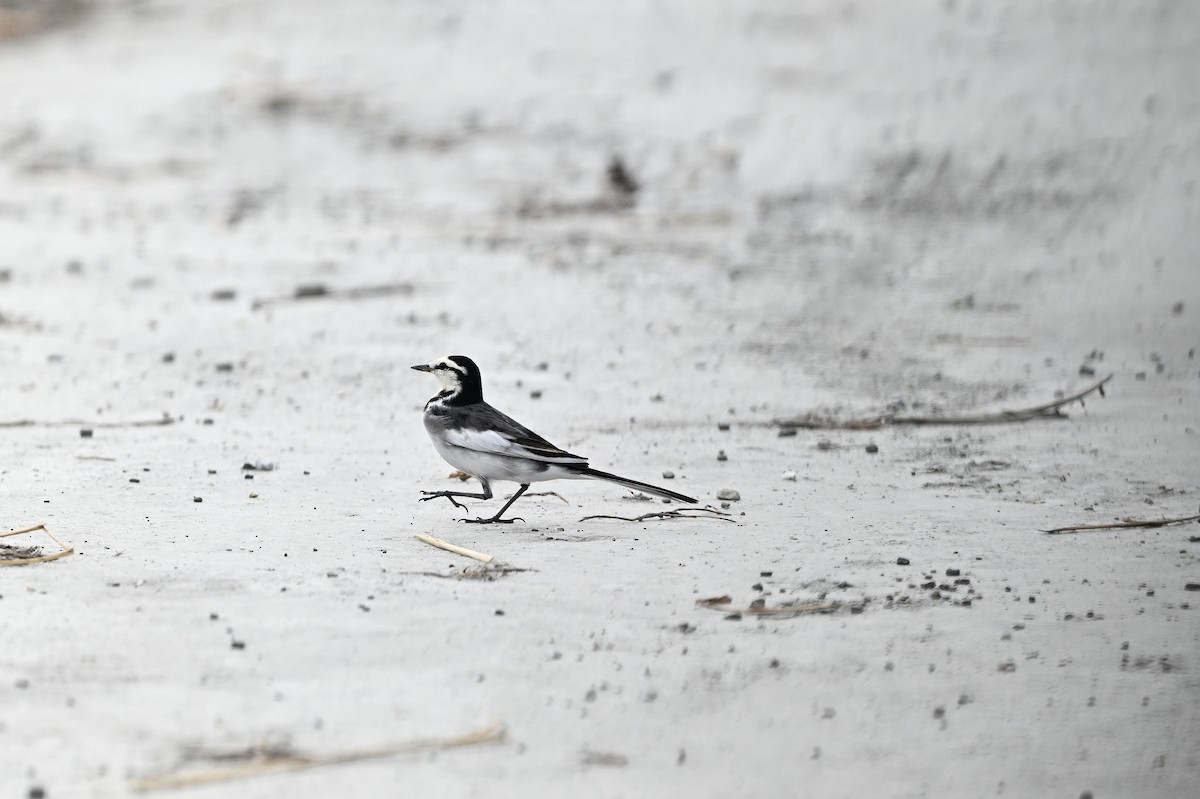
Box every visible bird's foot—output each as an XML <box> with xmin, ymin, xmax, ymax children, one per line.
<box><xmin>459</xmin><ymin>516</ymin><xmax>524</xmax><ymax>525</ymax></box>
<box><xmin>419</xmin><ymin>491</ymin><xmax>468</xmax><ymax>511</ymax></box>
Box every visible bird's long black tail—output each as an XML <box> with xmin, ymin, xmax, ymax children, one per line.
<box><xmin>578</xmin><ymin>468</ymin><xmax>697</xmax><ymax>504</ymax></box>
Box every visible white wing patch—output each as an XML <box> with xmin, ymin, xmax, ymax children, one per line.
<box><xmin>443</xmin><ymin>427</ymin><xmax>586</xmax><ymax>465</ymax></box>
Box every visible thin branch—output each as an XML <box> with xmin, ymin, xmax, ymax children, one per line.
<box><xmin>415</xmin><ymin>534</ymin><xmax>493</xmax><ymax>563</ymax></box>
<box><xmin>778</xmin><ymin>375</ymin><xmax>1113</xmax><ymax>430</ymax></box>
<box><xmin>579</xmin><ymin>507</ymin><xmax>733</xmax><ymax>523</ymax></box>
<box><xmin>521</xmin><ymin>491</ymin><xmax>569</xmax><ymax>504</ymax></box>
<box><xmin>0</xmin><ymin>413</ymin><xmax>175</xmax><ymax>430</ymax></box>
<box><xmin>130</xmin><ymin>722</ymin><xmax>505</xmax><ymax>792</ymax></box>
<box><xmin>0</xmin><ymin>524</ymin><xmax>73</xmax><ymax>566</ymax></box>
<box><xmin>1042</xmin><ymin>513</ymin><xmax>1200</xmax><ymax>534</ymax></box>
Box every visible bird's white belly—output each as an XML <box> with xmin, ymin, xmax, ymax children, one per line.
<box><xmin>430</xmin><ymin>434</ymin><xmax>572</xmax><ymax>484</ymax></box>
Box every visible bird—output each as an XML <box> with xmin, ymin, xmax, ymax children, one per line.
<box><xmin>413</xmin><ymin>355</ymin><xmax>697</xmax><ymax>523</ymax></box>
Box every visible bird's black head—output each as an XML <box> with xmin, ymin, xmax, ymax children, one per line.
<box><xmin>411</xmin><ymin>354</ymin><xmax>483</xmax><ymax>405</ymax></box>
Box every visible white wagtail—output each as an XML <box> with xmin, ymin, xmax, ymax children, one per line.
<box><xmin>413</xmin><ymin>355</ymin><xmax>697</xmax><ymax>523</ymax></box>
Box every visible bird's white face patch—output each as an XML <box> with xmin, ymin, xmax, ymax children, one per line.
<box><xmin>431</xmin><ymin>357</ymin><xmax>464</xmax><ymax>392</ymax></box>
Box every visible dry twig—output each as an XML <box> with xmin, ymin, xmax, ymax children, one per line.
<box><xmin>415</xmin><ymin>534</ymin><xmax>493</xmax><ymax>563</ymax></box>
<box><xmin>1041</xmin><ymin>513</ymin><xmax>1200</xmax><ymax>534</ymax></box>
<box><xmin>0</xmin><ymin>413</ymin><xmax>174</xmax><ymax>430</ymax></box>
<box><xmin>778</xmin><ymin>375</ymin><xmax>1113</xmax><ymax>431</ymax></box>
<box><xmin>131</xmin><ymin>722</ymin><xmax>505</xmax><ymax>792</ymax></box>
<box><xmin>0</xmin><ymin>525</ymin><xmax>73</xmax><ymax>566</ymax></box>
<box><xmin>579</xmin><ymin>507</ymin><xmax>732</xmax><ymax>523</ymax></box>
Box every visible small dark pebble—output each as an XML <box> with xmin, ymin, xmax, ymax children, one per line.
<box><xmin>193</xmin><ymin>497</ymin><xmax>203</xmax><ymax>503</ymax></box>
<box><xmin>245</xmin><ymin>474</ymin><xmax>254</xmax><ymax>480</ymax></box>
<box><xmin>1079</xmin><ymin>364</ymin><xmax>1096</xmax><ymax>376</ymax></box>
<box><xmin>749</xmin><ymin>598</ymin><xmax>766</xmax><ymax>609</ymax></box>
<box><xmin>946</xmin><ymin>568</ymin><xmax>960</xmax><ymax>577</ymax></box>
<box><xmin>129</xmin><ymin>478</ymin><xmax>140</xmax><ymax>483</ymax></box>
<box><xmin>921</xmin><ymin>581</ymin><xmax>936</xmax><ymax>589</ymax></box>
<box><xmin>716</xmin><ymin>450</ymin><xmax>728</xmax><ymax>461</ymax></box>
<box><xmin>897</xmin><ymin>557</ymin><xmax>910</xmax><ymax>566</ymax></box>
<box><xmin>931</xmin><ymin>590</ymin><xmax>942</xmax><ymax>599</ymax></box>
<box><xmin>850</xmin><ymin>605</ymin><xmax>864</xmax><ymax>614</ymax></box>
<box><xmin>231</xmin><ymin>640</ymin><xmax>245</xmax><ymax>650</ymax></box>
<box><xmin>29</xmin><ymin>787</ymin><xmax>45</xmax><ymax>799</ymax></box>
<box><xmin>751</xmin><ymin>582</ymin><xmax>763</xmax><ymax>592</ymax></box>
<box><xmin>207</xmin><ymin>469</ymin><xmax>216</xmax><ymax>475</ymax></box>
<box><xmin>932</xmin><ymin>706</ymin><xmax>945</xmax><ymax>719</ymax></box>
<box><xmin>530</xmin><ymin>390</ymin><xmax>542</xmax><ymax>399</ymax></box>
<box><xmin>865</xmin><ymin>443</ymin><xmax>879</xmax><ymax>454</ymax></box>
<box><xmin>769</xmin><ymin>658</ymin><xmax>780</xmax><ymax>668</ymax></box>
<box><xmin>724</xmin><ymin>612</ymin><xmax>743</xmax><ymax>621</ymax></box>
<box><xmin>211</xmin><ymin>289</ymin><xmax>237</xmax><ymax>301</ymax></box>
<box><xmin>718</xmin><ymin>423</ymin><xmax>730</xmax><ymax>431</ymax></box>
<box><xmin>294</xmin><ymin>284</ymin><xmax>330</xmax><ymax>298</ymax></box>
<box><xmin>162</xmin><ymin>352</ymin><xmax>175</xmax><ymax>363</ymax></box>
<box><xmin>1185</xmin><ymin>583</ymin><xmax>1200</xmax><ymax>592</ymax></box>
<box><xmin>215</xmin><ymin>363</ymin><xmax>234</xmax><ymax>372</ymax></box>
<box><xmin>760</xmin><ymin>571</ymin><xmax>773</xmax><ymax>577</ymax></box>
<box><xmin>495</xmin><ymin>609</ymin><xmax>505</xmax><ymax>616</ymax></box>
<box><xmin>80</xmin><ymin>429</ymin><xmax>93</xmax><ymax>438</ymax></box>
<box><xmin>778</xmin><ymin>428</ymin><xmax>797</xmax><ymax>438</ymax></box>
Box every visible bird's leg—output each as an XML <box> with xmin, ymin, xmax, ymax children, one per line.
<box><xmin>461</xmin><ymin>483</ymin><xmax>529</xmax><ymax>524</ymax></box>
<box><xmin>419</xmin><ymin>479</ymin><xmax>492</xmax><ymax>511</ymax></box>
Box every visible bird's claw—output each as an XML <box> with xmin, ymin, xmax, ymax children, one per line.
<box><xmin>419</xmin><ymin>491</ymin><xmax>468</xmax><ymax>511</ymax></box>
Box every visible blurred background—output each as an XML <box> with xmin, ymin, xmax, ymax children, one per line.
<box><xmin>2</xmin><ymin>0</ymin><xmax>1195</xmax><ymax>430</ymax></box>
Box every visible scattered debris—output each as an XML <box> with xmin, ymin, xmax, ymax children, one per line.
<box><xmin>130</xmin><ymin>722</ymin><xmax>506</xmax><ymax>792</ymax></box>
<box><xmin>579</xmin><ymin>508</ymin><xmax>733</xmax><ymax>523</ymax></box>
<box><xmin>695</xmin><ymin>595</ymin><xmax>845</xmax><ymax>618</ymax></box>
<box><xmin>897</xmin><ymin>557</ymin><xmax>911</xmax><ymax>566</ymax></box>
<box><xmin>399</xmin><ymin>563</ymin><xmax>531</xmax><ymax>581</ymax></box>
<box><xmin>0</xmin><ymin>525</ymin><xmax>73</xmax><ymax>566</ymax></box>
<box><xmin>716</xmin><ymin>489</ymin><xmax>741</xmax><ymax>501</ymax></box>
<box><xmin>777</xmin><ymin>375</ymin><xmax>1112</xmax><ymax>431</ymax></box>
<box><xmin>606</xmin><ymin>155</ymin><xmax>640</xmax><ymax>197</ymax></box>
<box><xmin>781</xmin><ymin>470</ymin><xmax>797</xmax><ymax>481</ymax></box>
<box><xmin>241</xmin><ymin>461</ymin><xmax>276</xmax><ymax>472</ymax></box>
<box><xmin>415</xmin><ymin>534</ymin><xmax>493</xmax><ymax>563</ymax></box>
<box><xmin>662</xmin><ymin>470</ymin><xmax>676</xmax><ymax>479</ymax></box>
<box><xmin>1041</xmin><ymin>513</ymin><xmax>1200</xmax><ymax>534</ymax></box>
<box><xmin>581</xmin><ymin>749</ymin><xmax>630</xmax><ymax>767</ymax></box>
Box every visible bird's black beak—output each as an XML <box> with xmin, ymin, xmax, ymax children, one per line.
<box><xmin>411</xmin><ymin>364</ymin><xmax>433</xmax><ymax>372</ymax></box>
